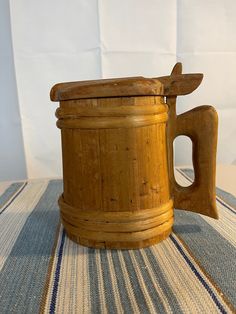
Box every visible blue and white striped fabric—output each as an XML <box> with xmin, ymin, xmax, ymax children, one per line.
<box><xmin>0</xmin><ymin>169</ymin><xmax>235</xmax><ymax>313</ymax></box>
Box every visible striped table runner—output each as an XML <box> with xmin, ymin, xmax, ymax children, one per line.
<box><xmin>0</xmin><ymin>169</ymin><xmax>235</xmax><ymax>314</ymax></box>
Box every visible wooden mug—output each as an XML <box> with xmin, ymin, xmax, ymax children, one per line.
<box><xmin>51</xmin><ymin>63</ymin><xmax>218</xmax><ymax>249</ymax></box>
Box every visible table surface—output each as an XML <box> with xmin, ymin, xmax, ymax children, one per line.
<box><xmin>0</xmin><ymin>167</ymin><xmax>235</xmax><ymax>314</ymax></box>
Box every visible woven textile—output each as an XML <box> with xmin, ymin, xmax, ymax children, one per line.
<box><xmin>0</xmin><ymin>169</ymin><xmax>235</xmax><ymax>314</ymax></box>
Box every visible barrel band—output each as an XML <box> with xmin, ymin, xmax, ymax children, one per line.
<box><xmin>56</xmin><ymin>112</ymin><xmax>168</xmax><ymax>129</ymax></box>
<box><xmin>56</xmin><ymin>104</ymin><xmax>168</xmax><ymax>118</ymax></box>
<box><xmin>59</xmin><ymin>195</ymin><xmax>173</xmax><ymax>242</ymax></box>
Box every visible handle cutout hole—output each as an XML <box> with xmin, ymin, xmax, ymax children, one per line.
<box><xmin>174</xmin><ymin>135</ymin><xmax>194</xmax><ymax>187</ymax></box>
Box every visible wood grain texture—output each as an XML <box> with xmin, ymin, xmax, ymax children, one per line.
<box><xmin>51</xmin><ymin>63</ymin><xmax>218</xmax><ymax>249</ymax></box>
<box><xmin>57</xmin><ymin>96</ymin><xmax>173</xmax><ymax>248</ymax></box>
<box><xmin>50</xmin><ymin>73</ymin><xmax>203</xmax><ymax>101</ymax></box>
<box><xmin>166</xmin><ymin>64</ymin><xmax>218</xmax><ymax>219</ymax></box>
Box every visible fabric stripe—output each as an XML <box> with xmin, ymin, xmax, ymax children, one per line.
<box><xmin>0</xmin><ymin>182</ymin><xmax>27</xmax><ymax>215</ymax></box>
<box><xmin>0</xmin><ymin>180</ymin><xmax>62</xmax><ymax>314</ymax></box>
<box><xmin>42</xmin><ymin>230</ymin><xmax>90</xmax><ymax>314</ymax></box>
<box><xmin>49</xmin><ymin>229</ymin><xmax>66</xmax><ymax>314</ymax></box>
<box><xmin>141</xmin><ymin>247</ymin><xmax>183</xmax><ymax>313</ymax></box>
<box><xmin>170</xmin><ymin>234</ymin><xmax>227</xmax><ymax>314</ymax></box>
<box><xmin>175</xmin><ymin>169</ymin><xmax>236</xmax><ymax>247</ymax></box>
<box><xmin>172</xmin><ymin>232</ymin><xmax>235</xmax><ymax>313</ymax></box>
<box><xmin>173</xmin><ymin>209</ymin><xmax>236</xmax><ymax>308</ymax></box>
<box><xmin>217</xmin><ymin>195</ymin><xmax>236</xmax><ymax>213</ymax></box>
<box><xmin>88</xmin><ymin>248</ymin><xmax>103</xmax><ymax>313</ymax></box>
<box><xmin>111</xmin><ymin>250</ymin><xmax>139</xmax><ymax>313</ymax></box>
<box><xmin>134</xmin><ymin>250</ymin><xmax>173</xmax><ymax>313</ymax></box>
<box><xmin>39</xmin><ymin>222</ymin><xmax>61</xmax><ymax>314</ymax></box>
<box><xmin>0</xmin><ymin>181</ymin><xmax>49</xmax><ymax>271</ymax></box>
<box><xmin>99</xmin><ymin>250</ymin><xmax>118</xmax><ymax>313</ymax></box>
<box><xmin>0</xmin><ymin>182</ymin><xmax>11</xmax><ymax>196</ymax></box>
<box><xmin>121</xmin><ymin>250</ymin><xmax>154</xmax><ymax>313</ymax></box>
<box><xmin>56</xmin><ymin>230</ymin><xmax>72</xmax><ymax>312</ymax></box>
<box><xmin>96</xmin><ymin>250</ymin><xmax>108</xmax><ymax>313</ymax></box>
<box><xmin>118</xmin><ymin>250</ymin><xmax>142</xmax><ymax>313</ymax></box>
<box><xmin>81</xmin><ymin>245</ymin><xmax>90</xmax><ymax>314</ymax></box>
<box><xmin>0</xmin><ymin>181</ymin><xmax>25</xmax><ymax>213</ymax></box>
<box><xmin>106</xmin><ymin>250</ymin><xmax>125</xmax><ymax>313</ymax></box>
<box><xmin>216</xmin><ymin>187</ymin><xmax>236</xmax><ymax>210</ymax></box>
<box><xmin>175</xmin><ymin>168</ymin><xmax>236</xmax><ymax>310</ymax></box>
<box><xmin>151</xmin><ymin>238</ymin><xmax>228</xmax><ymax>313</ymax></box>
<box><xmin>131</xmin><ymin>249</ymin><xmax>177</xmax><ymax>313</ymax></box>
<box><xmin>109</xmin><ymin>251</ymin><xmax>133</xmax><ymax>313</ymax></box>
<box><xmin>129</xmin><ymin>250</ymin><xmax>164</xmax><ymax>313</ymax></box>
<box><xmin>202</xmin><ymin>203</ymin><xmax>236</xmax><ymax>247</ymax></box>
<box><xmin>1</xmin><ymin>175</ymin><xmax>236</xmax><ymax>313</ymax></box>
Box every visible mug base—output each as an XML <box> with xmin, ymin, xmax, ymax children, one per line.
<box><xmin>59</xmin><ymin>195</ymin><xmax>174</xmax><ymax>250</ymax></box>
<box><xmin>64</xmin><ymin>227</ymin><xmax>172</xmax><ymax>250</ymax></box>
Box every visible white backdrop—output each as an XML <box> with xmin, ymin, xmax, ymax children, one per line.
<box><xmin>2</xmin><ymin>0</ymin><xmax>236</xmax><ymax>179</ymax></box>
<box><xmin>0</xmin><ymin>0</ymin><xmax>27</xmax><ymax>181</ymax></box>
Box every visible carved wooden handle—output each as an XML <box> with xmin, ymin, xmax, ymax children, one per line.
<box><xmin>167</xmin><ymin>63</ymin><xmax>218</xmax><ymax>219</ymax></box>
<box><xmin>171</xmin><ymin>106</ymin><xmax>218</xmax><ymax>218</ymax></box>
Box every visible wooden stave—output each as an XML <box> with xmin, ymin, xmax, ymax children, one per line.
<box><xmin>57</xmin><ymin>96</ymin><xmax>172</xmax><ymax>249</ymax></box>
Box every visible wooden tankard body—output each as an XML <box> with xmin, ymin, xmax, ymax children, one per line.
<box><xmin>51</xmin><ymin>63</ymin><xmax>218</xmax><ymax>249</ymax></box>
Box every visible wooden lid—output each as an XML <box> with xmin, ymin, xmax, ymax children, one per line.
<box><xmin>50</xmin><ymin>68</ymin><xmax>203</xmax><ymax>101</ymax></box>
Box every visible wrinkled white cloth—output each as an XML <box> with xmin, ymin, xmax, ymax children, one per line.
<box><xmin>5</xmin><ymin>0</ymin><xmax>236</xmax><ymax>178</ymax></box>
